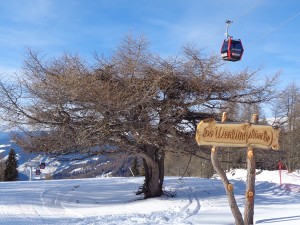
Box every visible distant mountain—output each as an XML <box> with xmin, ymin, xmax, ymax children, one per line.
<box><xmin>0</xmin><ymin>132</ymin><xmax>135</xmax><ymax>181</ymax></box>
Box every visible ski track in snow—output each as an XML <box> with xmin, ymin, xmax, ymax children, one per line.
<box><xmin>40</xmin><ymin>182</ymin><xmax>87</xmax><ymax>224</ymax></box>
<box><xmin>0</xmin><ymin>171</ymin><xmax>299</xmax><ymax>225</ymax></box>
<box><xmin>180</xmin><ymin>187</ymin><xmax>201</xmax><ymax>218</ymax></box>
<box><xmin>0</xmin><ymin>189</ymin><xmax>44</xmax><ymax>225</ymax></box>
<box><xmin>77</xmin><ymin>180</ymin><xmax>217</xmax><ymax>225</ymax></box>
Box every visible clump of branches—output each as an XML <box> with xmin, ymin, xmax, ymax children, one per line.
<box><xmin>0</xmin><ymin>35</ymin><xmax>278</xmax><ymax>198</ymax></box>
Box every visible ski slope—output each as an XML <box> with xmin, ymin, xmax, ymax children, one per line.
<box><xmin>0</xmin><ymin>169</ymin><xmax>299</xmax><ymax>225</ymax></box>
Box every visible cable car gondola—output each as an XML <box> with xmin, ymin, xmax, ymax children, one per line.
<box><xmin>39</xmin><ymin>162</ymin><xmax>46</xmax><ymax>169</ymax></box>
<box><xmin>221</xmin><ymin>20</ymin><xmax>244</xmax><ymax>62</ymax></box>
<box><xmin>35</xmin><ymin>169</ymin><xmax>41</xmax><ymax>175</ymax></box>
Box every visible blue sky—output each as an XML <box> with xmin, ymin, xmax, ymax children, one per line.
<box><xmin>0</xmin><ymin>0</ymin><xmax>299</xmax><ymax>90</ymax></box>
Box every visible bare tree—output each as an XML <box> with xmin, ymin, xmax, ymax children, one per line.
<box><xmin>272</xmin><ymin>83</ymin><xmax>300</xmax><ymax>171</ymax></box>
<box><xmin>0</xmin><ymin>35</ymin><xmax>278</xmax><ymax>198</ymax></box>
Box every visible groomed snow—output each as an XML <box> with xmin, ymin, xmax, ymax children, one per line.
<box><xmin>0</xmin><ymin>169</ymin><xmax>299</xmax><ymax>225</ymax></box>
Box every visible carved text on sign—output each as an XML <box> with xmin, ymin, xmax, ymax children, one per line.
<box><xmin>196</xmin><ymin>119</ymin><xmax>279</xmax><ymax>150</ymax></box>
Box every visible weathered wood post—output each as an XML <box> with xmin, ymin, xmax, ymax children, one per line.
<box><xmin>210</xmin><ymin>112</ymin><xmax>244</xmax><ymax>225</ymax></box>
<box><xmin>196</xmin><ymin>112</ymin><xmax>279</xmax><ymax>225</ymax></box>
<box><xmin>244</xmin><ymin>114</ymin><xmax>258</xmax><ymax>225</ymax></box>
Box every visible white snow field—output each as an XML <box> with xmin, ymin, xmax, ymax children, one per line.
<box><xmin>0</xmin><ymin>169</ymin><xmax>299</xmax><ymax>225</ymax></box>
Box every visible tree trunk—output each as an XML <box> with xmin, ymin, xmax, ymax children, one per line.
<box><xmin>139</xmin><ymin>144</ymin><xmax>164</xmax><ymax>199</ymax></box>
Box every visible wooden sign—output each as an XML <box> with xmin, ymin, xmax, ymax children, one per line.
<box><xmin>196</xmin><ymin>118</ymin><xmax>279</xmax><ymax>150</ymax></box>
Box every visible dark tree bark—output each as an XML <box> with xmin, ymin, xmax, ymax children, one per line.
<box><xmin>140</xmin><ymin>145</ymin><xmax>165</xmax><ymax>198</ymax></box>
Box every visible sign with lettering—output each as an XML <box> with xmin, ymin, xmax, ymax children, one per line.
<box><xmin>196</xmin><ymin>118</ymin><xmax>279</xmax><ymax>150</ymax></box>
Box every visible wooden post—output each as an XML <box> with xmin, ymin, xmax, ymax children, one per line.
<box><xmin>244</xmin><ymin>114</ymin><xmax>258</xmax><ymax>225</ymax></box>
<box><xmin>196</xmin><ymin>112</ymin><xmax>279</xmax><ymax>225</ymax></box>
<box><xmin>210</xmin><ymin>112</ymin><xmax>244</xmax><ymax>225</ymax></box>
<box><xmin>221</xmin><ymin>112</ymin><xmax>227</xmax><ymax>123</ymax></box>
<box><xmin>211</xmin><ymin>146</ymin><xmax>244</xmax><ymax>225</ymax></box>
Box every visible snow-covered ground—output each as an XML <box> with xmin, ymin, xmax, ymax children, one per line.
<box><xmin>0</xmin><ymin>169</ymin><xmax>299</xmax><ymax>225</ymax></box>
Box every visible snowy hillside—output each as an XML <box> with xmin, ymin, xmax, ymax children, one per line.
<box><xmin>0</xmin><ymin>169</ymin><xmax>299</xmax><ymax>224</ymax></box>
<box><xmin>0</xmin><ymin>132</ymin><xmax>130</xmax><ymax>180</ymax></box>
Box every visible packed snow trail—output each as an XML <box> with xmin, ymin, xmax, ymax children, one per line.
<box><xmin>0</xmin><ymin>170</ymin><xmax>299</xmax><ymax>224</ymax></box>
